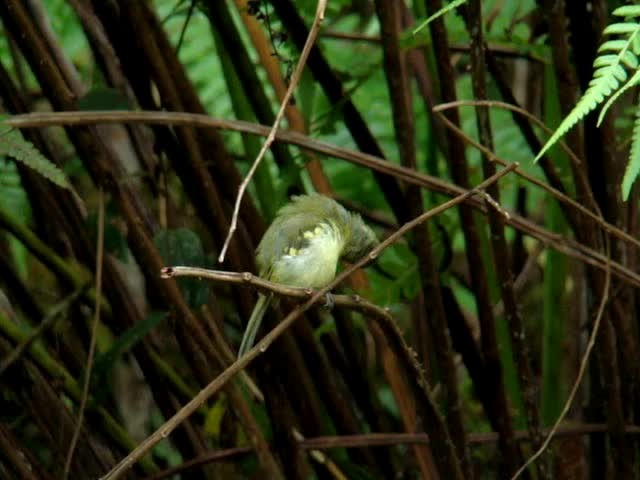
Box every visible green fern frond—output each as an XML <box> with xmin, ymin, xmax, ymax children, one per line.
<box><xmin>413</xmin><ymin>0</ymin><xmax>468</xmax><ymax>35</ymax></box>
<box><xmin>598</xmin><ymin>68</ymin><xmax>640</xmax><ymax>126</ymax></box>
<box><xmin>613</xmin><ymin>5</ymin><xmax>640</xmax><ymax>18</ymax></box>
<box><xmin>535</xmin><ymin>5</ymin><xmax>640</xmax><ymax>162</ymax></box>
<box><xmin>622</xmin><ymin>102</ymin><xmax>640</xmax><ymax>200</ymax></box>
<box><xmin>0</xmin><ymin>124</ymin><xmax>71</xmax><ymax>190</ymax></box>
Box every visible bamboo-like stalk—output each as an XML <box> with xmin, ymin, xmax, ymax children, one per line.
<box><xmin>424</xmin><ymin>0</ymin><xmax>523</xmax><ymax>474</ymax></box>
<box><xmin>0</xmin><ymin>311</ymin><xmax>159</xmax><ymax>474</ymax></box>
<box><xmin>374</xmin><ymin>1</ymin><xmax>470</xmax><ymax>477</ymax></box>
<box><xmin>462</xmin><ymin>2</ymin><xmax>545</xmax><ymax>478</ymax></box>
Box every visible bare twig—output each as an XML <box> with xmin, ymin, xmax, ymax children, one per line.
<box><xmin>99</xmin><ymin>164</ymin><xmax>517</xmax><ymax>480</ymax></box>
<box><xmin>292</xmin><ymin>429</ymin><xmax>350</xmax><ymax>480</ymax></box>
<box><xmin>142</xmin><ymin>447</ymin><xmax>253</xmax><ymax>480</ymax></box>
<box><xmin>300</xmin><ymin>423</ymin><xmax>640</xmax><ymax>449</ymax></box>
<box><xmin>218</xmin><ymin>0</ymin><xmax>327</xmax><ymax>262</ymax></box>
<box><xmin>233</xmin><ymin>0</ymin><xmax>333</xmax><ymax>195</ymax></box>
<box><xmin>63</xmin><ymin>189</ymin><xmax>105</xmax><ymax>479</ymax></box>
<box><xmin>161</xmin><ymin>266</ymin><xmax>391</xmax><ymax>319</ymax></box>
<box><xmin>142</xmin><ymin>423</ymin><xmax>640</xmax><ymax>480</ymax></box>
<box><xmin>321</xmin><ymin>30</ymin><xmax>547</xmax><ymax>63</ymax></box>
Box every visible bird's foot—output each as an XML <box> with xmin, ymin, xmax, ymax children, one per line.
<box><xmin>323</xmin><ymin>292</ymin><xmax>335</xmax><ymax>310</ymax></box>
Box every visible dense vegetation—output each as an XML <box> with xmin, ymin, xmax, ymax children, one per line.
<box><xmin>0</xmin><ymin>0</ymin><xmax>639</xmax><ymax>478</ymax></box>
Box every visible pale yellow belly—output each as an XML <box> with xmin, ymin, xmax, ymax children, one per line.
<box><xmin>270</xmin><ymin>229</ymin><xmax>341</xmax><ymax>288</ymax></box>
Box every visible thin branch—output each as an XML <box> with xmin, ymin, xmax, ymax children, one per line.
<box><xmin>63</xmin><ymin>189</ymin><xmax>105</xmax><ymax>479</ymax></box>
<box><xmin>232</xmin><ymin>0</ymin><xmax>333</xmax><ymax>195</ymax></box>
<box><xmin>0</xmin><ymin>287</ymin><xmax>85</xmax><ymax>376</ymax></box>
<box><xmin>321</xmin><ymin>31</ymin><xmax>547</xmax><ymax>63</ymax></box>
<box><xmin>299</xmin><ymin>423</ymin><xmax>640</xmax><ymax>449</ymax></box>
<box><xmin>142</xmin><ymin>447</ymin><xmax>253</xmax><ymax>480</ymax></box>
<box><xmin>433</xmin><ymin>100</ymin><xmax>640</xmax><ymax>251</ymax></box>
<box><xmin>4</xmin><ymin>111</ymin><xmax>640</xmax><ymax>289</ymax></box>
<box><xmin>161</xmin><ymin>267</ymin><xmax>391</xmax><ymax>319</ymax></box>
<box><xmin>142</xmin><ymin>423</ymin><xmax>640</xmax><ymax>480</ymax></box>
<box><xmin>100</xmin><ymin>164</ymin><xmax>517</xmax><ymax>480</ymax></box>
<box><xmin>292</xmin><ymin>429</ymin><xmax>351</xmax><ymax>480</ymax></box>
<box><xmin>218</xmin><ymin>0</ymin><xmax>327</xmax><ymax>262</ymax></box>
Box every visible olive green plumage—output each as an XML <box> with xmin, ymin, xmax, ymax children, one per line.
<box><xmin>237</xmin><ymin>193</ymin><xmax>378</xmax><ymax>356</ymax></box>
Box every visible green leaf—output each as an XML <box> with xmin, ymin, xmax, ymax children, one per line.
<box><xmin>377</xmin><ymin>244</ymin><xmax>421</xmax><ymax>301</ymax></box>
<box><xmin>0</xmin><ymin>122</ymin><xmax>71</xmax><ymax>190</ymax></box>
<box><xmin>314</xmin><ymin>317</ymin><xmax>337</xmax><ymax>338</ymax></box>
<box><xmin>541</xmin><ymin>202</ymin><xmax>567</xmax><ymax>424</ymax></box>
<box><xmin>622</xmin><ymin>102</ymin><xmax>640</xmax><ymax>200</ymax></box>
<box><xmin>77</xmin><ymin>86</ymin><xmax>129</xmax><ymax>110</ymax></box>
<box><xmin>412</xmin><ymin>0</ymin><xmax>468</xmax><ymax>35</ymax></box>
<box><xmin>203</xmin><ymin>394</ymin><xmax>228</xmax><ymax>440</ymax></box>
<box><xmin>377</xmin><ymin>385</ymin><xmax>399</xmax><ymax>419</ymax></box>
<box><xmin>613</xmin><ymin>5</ymin><xmax>640</xmax><ymax>18</ymax></box>
<box><xmin>93</xmin><ymin>311</ymin><xmax>168</xmax><ymax>382</ymax></box>
<box><xmin>535</xmin><ymin>17</ymin><xmax>640</xmax><ymax>162</ymax></box>
<box><xmin>597</xmin><ymin>68</ymin><xmax>640</xmax><ymax>126</ymax></box>
<box><xmin>604</xmin><ymin>22</ymin><xmax>640</xmax><ymax>35</ymax></box>
<box><xmin>154</xmin><ymin>228</ymin><xmax>211</xmax><ymax>308</ymax></box>
<box><xmin>599</xmin><ymin>39</ymin><xmax>632</xmax><ymax>53</ymax></box>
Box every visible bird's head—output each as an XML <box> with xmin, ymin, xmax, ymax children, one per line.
<box><xmin>340</xmin><ymin>211</ymin><xmax>378</xmax><ymax>263</ymax></box>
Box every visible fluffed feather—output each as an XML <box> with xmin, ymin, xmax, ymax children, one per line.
<box><xmin>237</xmin><ymin>194</ymin><xmax>377</xmax><ymax>357</ymax></box>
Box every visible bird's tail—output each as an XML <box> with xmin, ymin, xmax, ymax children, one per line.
<box><xmin>238</xmin><ymin>293</ymin><xmax>272</xmax><ymax>357</ymax></box>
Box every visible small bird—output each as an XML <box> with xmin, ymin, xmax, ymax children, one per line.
<box><xmin>237</xmin><ymin>193</ymin><xmax>378</xmax><ymax>357</ymax></box>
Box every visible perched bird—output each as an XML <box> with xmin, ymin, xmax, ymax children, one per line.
<box><xmin>237</xmin><ymin>193</ymin><xmax>378</xmax><ymax>357</ymax></box>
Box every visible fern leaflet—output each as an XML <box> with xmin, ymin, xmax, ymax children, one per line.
<box><xmin>535</xmin><ymin>5</ymin><xmax>640</xmax><ymax>163</ymax></box>
<box><xmin>622</xmin><ymin>102</ymin><xmax>640</xmax><ymax>200</ymax></box>
<box><xmin>413</xmin><ymin>0</ymin><xmax>468</xmax><ymax>35</ymax></box>
<box><xmin>0</xmin><ymin>123</ymin><xmax>71</xmax><ymax>191</ymax></box>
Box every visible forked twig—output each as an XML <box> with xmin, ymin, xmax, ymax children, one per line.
<box><xmin>218</xmin><ymin>0</ymin><xmax>327</xmax><ymax>262</ymax></box>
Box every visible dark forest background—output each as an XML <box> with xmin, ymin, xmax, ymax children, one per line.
<box><xmin>0</xmin><ymin>0</ymin><xmax>639</xmax><ymax>479</ymax></box>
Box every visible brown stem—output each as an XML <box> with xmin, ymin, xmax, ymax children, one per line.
<box><xmin>424</xmin><ymin>0</ymin><xmax>523</xmax><ymax>474</ymax></box>
<box><xmin>463</xmin><ymin>3</ymin><xmax>545</xmax><ymax>477</ymax></box>
<box><xmin>375</xmin><ymin>0</ymin><xmax>470</xmax><ymax>476</ymax></box>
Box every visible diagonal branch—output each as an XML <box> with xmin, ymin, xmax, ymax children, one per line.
<box><xmin>100</xmin><ymin>163</ymin><xmax>518</xmax><ymax>480</ymax></box>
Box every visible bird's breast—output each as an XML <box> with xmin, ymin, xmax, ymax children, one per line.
<box><xmin>270</xmin><ymin>223</ymin><xmax>342</xmax><ymax>288</ymax></box>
